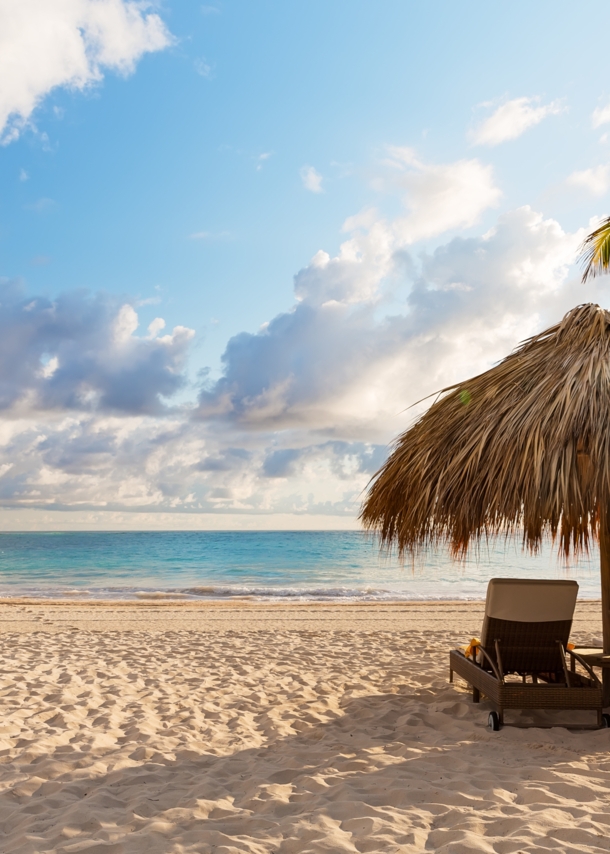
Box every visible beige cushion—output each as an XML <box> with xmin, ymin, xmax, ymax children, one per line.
<box><xmin>485</xmin><ymin>578</ymin><xmax>578</xmax><ymax>622</ymax></box>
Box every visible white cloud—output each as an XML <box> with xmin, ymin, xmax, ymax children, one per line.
<box><xmin>471</xmin><ymin>97</ymin><xmax>563</xmax><ymax>146</ymax></box>
<box><xmin>566</xmin><ymin>164</ymin><xmax>610</xmax><ymax>196</ymax></box>
<box><xmin>0</xmin><ymin>0</ymin><xmax>173</xmax><ymax>143</ymax></box>
<box><xmin>593</xmin><ymin>102</ymin><xmax>610</xmax><ymax>128</ymax></box>
<box><xmin>300</xmin><ymin>165</ymin><xmax>324</xmax><ymax>193</ymax></box>
<box><xmin>383</xmin><ymin>147</ymin><xmax>501</xmax><ymax>242</ymax></box>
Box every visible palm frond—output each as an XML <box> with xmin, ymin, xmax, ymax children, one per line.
<box><xmin>580</xmin><ymin>217</ymin><xmax>610</xmax><ymax>282</ymax></box>
<box><xmin>360</xmin><ymin>303</ymin><xmax>610</xmax><ymax>560</ymax></box>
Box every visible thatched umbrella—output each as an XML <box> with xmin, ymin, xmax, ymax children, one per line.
<box><xmin>361</xmin><ymin>303</ymin><xmax>610</xmax><ymax>701</ymax></box>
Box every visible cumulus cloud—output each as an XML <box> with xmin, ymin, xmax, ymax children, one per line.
<box><xmin>300</xmin><ymin>165</ymin><xmax>324</xmax><ymax>193</ymax></box>
<box><xmin>0</xmin><ymin>280</ymin><xmax>194</xmax><ymax>414</ymax></box>
<box><xmin>566</xmin><ymin>164</ymin><xmax>610</xmax><ymax>196</ymax></box>
<box><xmin>471</xmin><ymin>97</ymin><xmax>563</xmax><ymax>146</ymax></box>
<box><xmin>198</xmin><ymin>206</ymin><xmax>584</xmax><ymax>441</ymax></box>
<box><xmin>0</xmin><ymin>0</ymin><xmax>172</xmax><ymax>143</ymax></box>
<box><xmin>0</xmin><ymin>201</ymin><xmax>595</xmax><ymax>520</ymax></box>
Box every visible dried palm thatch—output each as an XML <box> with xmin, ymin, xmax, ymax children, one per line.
<box><xmin>361</xmin><ymin>303</ymin><xmax>610</xmax><ymax>561</ymax></box>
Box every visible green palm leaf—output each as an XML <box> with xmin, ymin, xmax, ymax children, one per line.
<box><xmin>580</xmin><ymin>216</ymin><xmax>610</xmax><ymax>281</ymax></box>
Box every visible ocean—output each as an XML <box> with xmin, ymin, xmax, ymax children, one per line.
<box><xmin>0</xmin><ymin>530</ymin><xmax>600</xmax><ymax>601</ymax></box>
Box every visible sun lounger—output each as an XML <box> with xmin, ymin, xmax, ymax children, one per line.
<box><xmin>449</xmin><ymin>578</ymin><xmax>607</xmax><ymax>730</ymax></box>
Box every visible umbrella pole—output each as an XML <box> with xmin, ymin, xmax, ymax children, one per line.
<box><xmin>600</xmin><ymin>518</ymin><xmax>610</xmax><ymax>707</ymax></box>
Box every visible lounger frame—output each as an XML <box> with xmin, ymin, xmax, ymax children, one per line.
<box><xmin>450</xmin><ymin>634</ymin><xmax>604</xmax><ymax>729</ymax></box>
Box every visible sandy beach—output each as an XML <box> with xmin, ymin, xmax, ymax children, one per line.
<box><xmin>0</xmin><ymin>599</ymin><xmax>608</xmax><ymax>853</ymax></box>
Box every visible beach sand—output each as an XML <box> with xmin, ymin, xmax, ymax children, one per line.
<box><xmin>0</xmin><ymin>599</ymin><xmax>608</xmax><ymax>853</ymax></box>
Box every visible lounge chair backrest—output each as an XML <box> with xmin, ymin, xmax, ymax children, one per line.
<box><xmin>484</xmin><ymin>578</ymin><xmax>578</xmax><ymax>623</ymax></box>
<box><xmin>481</xmin><ymin>578</ymin><xmax>578</xmax><ymax>675</ymax></box>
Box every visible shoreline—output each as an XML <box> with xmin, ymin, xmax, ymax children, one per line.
<box><xmin>0</xmin><ymin>596</ymin><xmax>602</xmax><ymax>605</ymax></box>
<box><xmin>0</xmin><ymin>598</ymin><xmax>601</xmax><ymax>635</ymax></box>
<box><xmin>3</xmin><ymin>596</ymin><xmax>495</xmax><ymax>605</ymax></box>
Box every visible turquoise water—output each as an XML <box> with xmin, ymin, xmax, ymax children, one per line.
<box><xmin>0</xmin><ymin>530</ymin><xmax>600</xmax><ymax>600</ymax></box>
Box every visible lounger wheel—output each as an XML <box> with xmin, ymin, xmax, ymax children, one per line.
<box><xmin>601</xmin><ymin>714</ymin><xmax>610</xmax><ymax>728</ymax></box>
<box><xmin>488</xmin><ymin>711</ymin><xmax>501</xmax><ymax>732</ymax></box>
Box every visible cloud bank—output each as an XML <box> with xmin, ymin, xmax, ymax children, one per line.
<box><xmin>0</xmin><ymin>176</ymin><xmax>595</xmax><ymax>522</ymax></box>
<box><xmin>0</xmin><ymin>135</ymin><xmax>601</xmax><ymax>523</ymax></box>
<box><xmin>198</xmin><ymin>206</ymin><xmax>582</xmax><ymax>438</ymax></box>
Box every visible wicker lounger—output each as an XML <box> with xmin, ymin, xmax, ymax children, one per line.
<box><xmin>449</xmin><ymin>578</ymin><xmax>607</xmax><ymax>730</ymax></box>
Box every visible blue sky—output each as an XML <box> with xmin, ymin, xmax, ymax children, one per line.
<box><xmin>2</xmin><ymin>0</ymin><xmax>610</xmax><ymax>529</ymax></box>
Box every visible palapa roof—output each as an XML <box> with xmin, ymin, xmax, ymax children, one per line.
<box><xmin>361</xmin><ymin>303</ymin><xmax>610</xmax><ymax>560</ymax></box>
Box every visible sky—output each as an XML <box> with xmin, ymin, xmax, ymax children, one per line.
<box><xmin>2</xmin><ymin>0</ymin><xmax>610</xmax><ymax>530</ymax></box>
